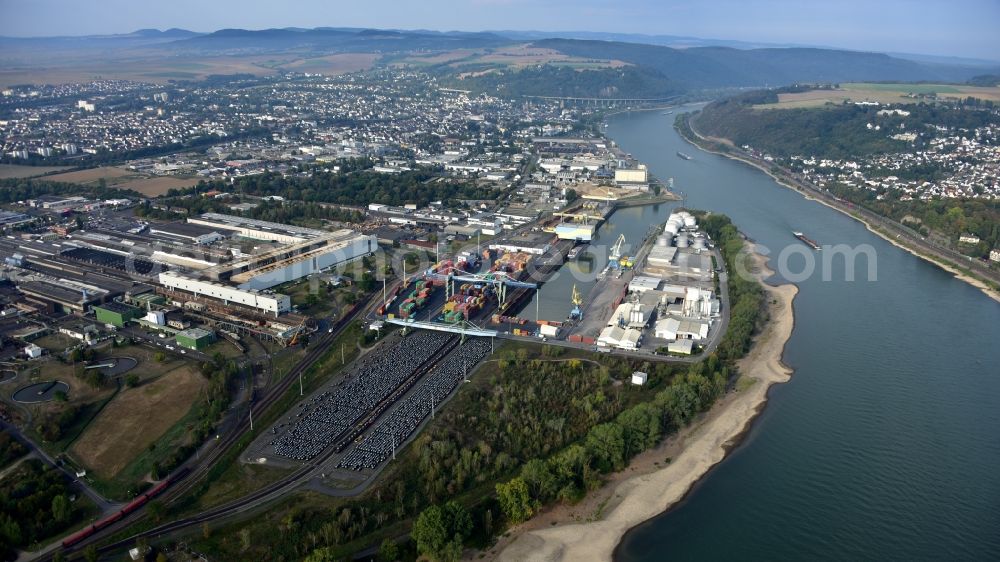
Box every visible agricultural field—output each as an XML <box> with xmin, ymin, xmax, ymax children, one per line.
<box><xmin>44</xmin><ymin>165</ymin><xmax>200</xmax><ymax>196</ymax></box>
<box><xmin>117</xmin><ymin>175</ymin><xmax>201</xmax><ymax>196</ymax></box>
<box><xmin>0</xmin><ymin>164</ymin><xmax>72</xmax><ymax>179</ymax></box>
<box><xmin>0</xmin><ymin>55</ymin><xmax>279</xmax><ymax>87</ymax></box>
<box><xmin>70</xmin><ymin>365</ymin><xmax>206</xmax><ymax>479</ymax></box>
<box><xmin>755</xmin><ymin>82</ymin><xmax>1000</xmax><ymax>109</ymax></box>
<box><xmin>278</xmin><ymin>53</ymin><xmax>380</xmax><ymax>75</ymax></box>
<box><xmin>0</xmin><ymin>51</ymin><xmax>381</xmax><ymax>88</ymax></box>
<box><xmin>45</xmin><ymin>166</ymin><xmax>132</xmax><ymax>184</ymax></box>
<box><xmin>398</xmin><ymin>44</ymin><xmax>627</xmax><ymax>70</ymax></box>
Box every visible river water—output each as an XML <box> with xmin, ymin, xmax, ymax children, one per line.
<box><xmin>549</xmin><ymin>106</ymin><xmax>1000</xmax><ymax>560</ymax></box>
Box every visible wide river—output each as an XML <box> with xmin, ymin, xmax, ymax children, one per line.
<box><xmin>534</xmin><ymin>105</ymin><xmax>1000</xmax><ymax>560</ymax></box>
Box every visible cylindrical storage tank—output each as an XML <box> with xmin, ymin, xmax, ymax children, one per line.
<box><xmin>683</xmin><ymin>216</ymin><xmax>696</xmax><ymax>227</ymax></box>
<box><xmin>664</xmin><ymin>224</ymin><xmax>679</xmax><ymax>237</ymax></box>
<box><xmin>692</xmin><ymin>238</ymin><xmax>707</xmax><ymax>249</ymax></box>
<box><xmin>676</xmin><ymin>234</ymin><xmax>690</xmax><ymax>248</ymax></box>
<box><xmin>656</xmin><ymin>235</ymin><xmax>670</xmax><ymax>247</ymax></box>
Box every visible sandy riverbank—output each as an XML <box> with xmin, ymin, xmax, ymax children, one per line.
<box><xmin>681</xmin><ymin>120</ymin><xmax>1000</xmax><ymax>304</ymax></box>
<box><xmin>487</xmin><ymin>245</ymin><xmax>797</xmax><ymax>562</ymax></box>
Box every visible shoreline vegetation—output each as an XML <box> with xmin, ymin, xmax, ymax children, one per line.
<box><xmin>675</xmin><ymin>111</ymin><xmax>1000</xmax><ymax>305</ymax></box>
<box><xmin>188</xmin><ymin>210</ymin><xmax>765</xmax><ymax>562</ymax></box>
<box><xmin>489</xmin><ymin>243</ymin><xmax>797</xmax><ymax>562</ymax></box>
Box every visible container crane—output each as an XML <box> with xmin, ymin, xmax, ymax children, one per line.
<box><xmin>569</xmin><ymin>284</ymin><xmax>583</xmax><ymax>320</ymax></box>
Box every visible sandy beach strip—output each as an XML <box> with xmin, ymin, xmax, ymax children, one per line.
<box><xmin>488</xmin><ymin>245</ymin><xmax>797</xmax><ymax>562</ymax></box>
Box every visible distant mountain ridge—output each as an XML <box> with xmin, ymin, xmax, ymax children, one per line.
<box><xmin>0</xmin><ymin>26</ymin><xmax>996</xmax><ymax>95</ymax></box>
<box><xmin>529</xmin><ymin>39</ymin><xmax>986</xmax><ymax>89</ymax></box>
<box><xmin>167</xmin><ymin>27</ymin><xmax>510</xmax><ymax>54</ymax></box>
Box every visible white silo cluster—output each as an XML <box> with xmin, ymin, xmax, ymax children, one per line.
<box><xmin>664</xmin><ymin>211</ymin><xmax>698</xmax><ymax>245</ymax></box>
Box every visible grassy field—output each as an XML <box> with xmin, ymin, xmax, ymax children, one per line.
<box><xmin>843</xmin><ymin>82</ymin><xmax>962</xmax><ymax>93</ymax></box>
<box><xmin>46</xmin><ymin>166</ymin><xmax>131</xmax><ymax>184</ymax></box>
<box><xmin>279</xmin><ymin>53</ymin><xmax>380</xmax><ymax>75</ymax></box>
<box><xmin>31</xmin><ymin>332</ymin><xmax>78</xmax><ymax>353</ymax></box>
<box><xmin>117</xmin><ymin>175</ymin><xmax>201</xmax><ymax>196</ymax></box>
<box><xmin>43</xmin><ymin>165</ymin><xmax>200</xmax><ymax>196</ymax></box>
<box><xmin>70</xmin><ymin>365</ymin><xmax>206</xmax><ymax>479</ymax></box>
<box><xmin>755</xmin><ymin>83</ymin><xmax>1000</xmax><ymax>109</ymax></box>
<box><xmin>0</xmin><ymin>164</ymin><xmax>72</xmax><ymax>179</ymax></box>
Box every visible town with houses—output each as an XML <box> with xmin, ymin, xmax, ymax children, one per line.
<box><xmin>0</xmin><ymin>16</ymin><xmax>997</xmax><ymax>562</ymax></box>
<box><xmin>0</xmin><ymin>67</ymin><xmax>739</xmax><ymax>556</ymax></box>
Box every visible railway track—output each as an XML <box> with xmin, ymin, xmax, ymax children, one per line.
<box><xmin>56</xmin><ymin>292</ymin><xmax>384</xmax><ymax>558</ymax></box>
<box><xmin>93</xmin><ymin>334</ymin><xmax>461</xmax><ymax>555</ymax></box>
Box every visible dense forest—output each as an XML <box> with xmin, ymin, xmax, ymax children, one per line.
<box><xmin>0</xmin><ymin>177</ymin><xmax>141</xmax><ymax>203</ymax></box>
<box><xmin>0</xmin><ymin>433</ymin><xmax>27</xmax><ymax>471</ymax></box>
<box><xmin>0</xmin><ymin>460</ymin><xmax>89</xmax><ymax>560</ymax></box>
<box><xmin>696</xmin><ymin>88</ymin><xmax>997</xmax><ymax>159</ymax></box>
<box><xmin>195</xmin><ymin>214</ymin><xmax>765</xmax><ymax>562</ymax></box>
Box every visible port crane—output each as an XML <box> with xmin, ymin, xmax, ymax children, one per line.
<box><xmin>608</xmin><ymin>233</ymin><xmax>634</xmax><ymax>269</ymax></box>
<box><xmin>569</xmin><ymin>284</ymin><xmax>583</xmax><ymax>320</ymax></box>
<box><xmin>422</xmin><ymin>270</ymin><xmax>537</xmax><ymax>309</ymax></box>
<box><xmin>609</xmin><ymin>233</ymin><xmax>625</xmax><ymax>260</ymax></box>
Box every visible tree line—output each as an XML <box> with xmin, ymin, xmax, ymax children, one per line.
<box><xmin>197</xmin><ymin>214</ymin><xmax>765</xmax><ymax>562</ymax></box>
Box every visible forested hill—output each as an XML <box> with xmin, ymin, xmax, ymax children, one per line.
<box><xmin>436</xmin><ymin>65</ymin><xmax>682</xmax><ymax>99</ymax></box>
<box><xmin>532</xmin><ymin>39</ymin><xmax>989</xmax><ymax>89</ymax></box>
<box><xmin>693</xmin><ymin>88</ymin><xmax>999</xmax><ymax>159</ymax></box>
<box><xmin>690</xmin><ymin>88</ymin><xmax>1000</xmax><ymax>259</ymax></box>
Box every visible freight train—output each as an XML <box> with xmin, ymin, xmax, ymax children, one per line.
<box><xmin>61</xmin><ymin>467</ymin><xmax>191</xmax><ymax>549</ymax></box>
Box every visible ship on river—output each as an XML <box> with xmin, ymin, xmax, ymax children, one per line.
<box><xmin>677</xmin><ymin>151</ymin><xmax>693</xmax><ymax>160</ymax></box>
<box><xmin>793</xmin><ymin>231</ymin><xmax>822</xmax><ymax>250</ymax></box>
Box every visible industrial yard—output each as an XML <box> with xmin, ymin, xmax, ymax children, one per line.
<box><xmin>0</xmin><ymin>66</ymin><xmax>733</xmax><ymax>562</ymax></box>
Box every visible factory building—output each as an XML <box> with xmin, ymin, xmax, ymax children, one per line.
<box><xmin>93</xmin><ymin>301</ymin><xmax>142</xmax><ymax>328</ymax></box>
<box><xmin>149</xmin><ymin>222</ymin><xmax>227</xmax><ymax>245</ymax></box>
<box><xmin>555</xmin><ymin>222</ymin><xmax>597</xmax><ymax>242</ymax></box>
<box><xmin>182</xmin><ymin>214</ymin><xmax>378</xmax><ymax>291</ymax></box>
<box><xmin>228</xmin><ymin>231</ymin><xmax>377</xmax><ymax>291</ymax></box>
<box><xmin>17</xmin><ymin>280</ymin><xmax>107</xmax><ymax>314</ymax></box>
<box><xmin>597</xmin><ymin>325</ymin><xmax>642</xmax><ymax>350</ymax></box>
<box><xmin>654</xmin><ymin>317</ymin><xmax>710</xmax><ymax>341</ymax></box>
<box><xmin>186</xmin><ymin>213</ymin><xmax>326</xmax><ymax>244</ymax></box>
<box><xmin>158</xmin><ymin>272</ymin><xmax>291</xmax><ymax>316</ymax></box>
<box><xmin>176</xmin><ymin>327</ymin><xmax>215</xmax><ymax>350</ymax></box>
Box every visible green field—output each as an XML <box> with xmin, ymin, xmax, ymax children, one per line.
<box><xmin>755</xmin><ymin>82</ymin><xmax>1000</xmax><ymax>109</ymax></box>
<box><xmin>840</xmin><ymin>82</ymin><xmax>962</xmax><ymax>93</ymax></box>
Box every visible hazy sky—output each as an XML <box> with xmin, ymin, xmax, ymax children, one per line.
<box><xmin>1</xmin><ymin>0</ymin><xmax>998</xmax><ymax>60</ymax></box>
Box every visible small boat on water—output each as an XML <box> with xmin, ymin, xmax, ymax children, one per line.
<box><xmin>677</xmin><ymin>151</ymin><xmax>693</xmax><ymax>160</ymax></box>
<box><xmin>568</xmin><ymin>244</ymin><xmax>588</xmax><ymax>260</ymax></box>
<box><xmin>663</xmin><ymin>110</ymin><xmax>674</xmax><ymax>115</ymax></box>
<box><xmin>793</xmin><ymin>231</ymin><xmax>822</xmax><ymax>250</ymax></box>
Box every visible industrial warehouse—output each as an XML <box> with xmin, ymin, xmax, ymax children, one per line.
<box><xmin>0</xmin><ymin>212</ymin><xmax>377</xmax><ymax>348</ymax></box>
